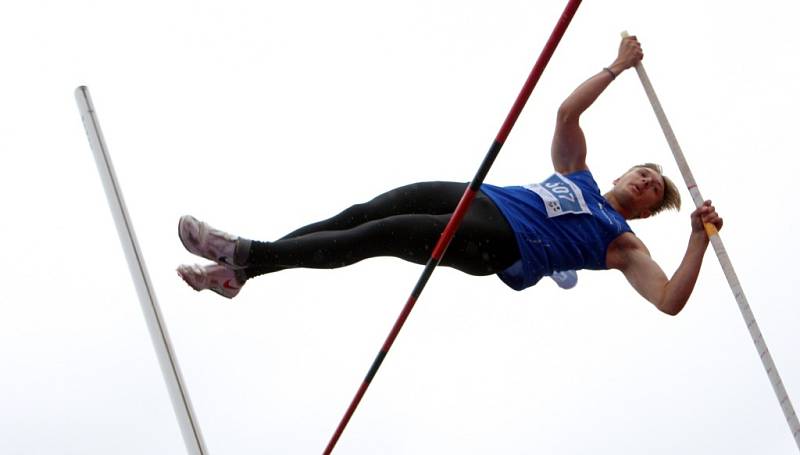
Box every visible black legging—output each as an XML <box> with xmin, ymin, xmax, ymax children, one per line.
<box><xmin>243</xmin><ymin>182</ymin><xmax>520</xmax><ymax>279</ymax></box>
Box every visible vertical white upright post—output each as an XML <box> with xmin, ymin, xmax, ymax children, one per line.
<box><xmin>621</xmin><ymin>32</ymin><xmax>800</xmax><ymax>451</ymax></box>
<box><xmin>75</xmin><ymin>86</ymin><xmax>209</xmax><ymax>455</ymax></box>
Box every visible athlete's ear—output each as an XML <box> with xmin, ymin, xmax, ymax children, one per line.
<box><xmin>639</xmin><ymin>209</ymin><xmax>652</xmax><ymax>219</ymax></box>
<box><xmin>613</xmin><ymin>177</ymin><xmax>620</xmax><ymax>185</ymax></box>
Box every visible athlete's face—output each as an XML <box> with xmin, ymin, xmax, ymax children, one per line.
<box><xmin>613</xmin><ymin>167</ymin><xmax>665</xmax><ymax>218</ymax></box>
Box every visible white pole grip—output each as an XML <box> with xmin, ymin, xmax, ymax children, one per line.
<box><xmin>620</xmin><ymin>32</ymin><xmax>800</xmax><ymax>450</ymax></box>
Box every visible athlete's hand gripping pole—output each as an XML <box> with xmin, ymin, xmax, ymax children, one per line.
<box><xmin>621</xmin><ymin>31</ymin><xmax>800</xmax><ymax>450</ymax></box>
<box><xmin>322</xmin><ymin>2</ymin><xmax>583</xmax><ymax>453</ymax></box>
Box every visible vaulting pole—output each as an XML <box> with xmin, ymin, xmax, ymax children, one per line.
<box><xmin>622</xmin><ymin>31</ymin><xmax>800</xmax><ymax>451</ymax></box>
<box><xmin>323</xmin><ymin>2</ymin><xmax>583</xmax><ymax>452</ymax></box>
<box><xmin>75</xmin><ymin>86</ymin><xmax>209</xmax><ymax>455</ymax></box>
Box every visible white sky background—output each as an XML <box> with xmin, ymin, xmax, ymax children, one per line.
<box><xmin>2</xmin><ymin>0</ymin><xmax>799</xmax><ymax>453</ymax></box>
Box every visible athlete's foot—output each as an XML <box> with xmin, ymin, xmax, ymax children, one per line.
<box><xmin>177</xmin><ymin>263</ymin><xmax>246</xmax><ymax>299</ymax></box>
<box><xmin>549</xmin><ymin>270</ymin><xmax>578</xmax><ymax>290</ymax></box>
<box><xmin>178</xmin><ymin>215</ymin><xmax>251</xmax><ymax>268</ymax></box>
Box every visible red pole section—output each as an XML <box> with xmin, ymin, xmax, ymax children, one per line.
<box><xmin>324</xmin><ymin>1</ymin><xmax>582</xmax><ymax>453</ymax></box>
<box><xmin>496</xmin><ymin>0</ymin><xmax>581</xmax><ymax>144</ymax></box>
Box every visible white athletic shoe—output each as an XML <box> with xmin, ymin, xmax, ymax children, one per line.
<box><xmin>178</xmin><ymin>215</ymin><xmax>245</xmax><ymax>268</ymax></box>
<box><xmin>177</xmin><ymin>264</ymin><xmax>244</xmax><ymax>299</ymax></box>
<box><xmin>549</xmin><ymin>270</ymin><xmax>578</xmax><ymax>290</ymax></box>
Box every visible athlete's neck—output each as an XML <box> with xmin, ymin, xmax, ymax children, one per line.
<box><xmin>603</xmin><ymin>192</ymin><xmax>636</xmax><ymax>220</ymax></box>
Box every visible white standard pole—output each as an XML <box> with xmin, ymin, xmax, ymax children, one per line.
<box><xmin>75</xmin><ymin>86</ymin><xmax>209</xmax><ymax>455</ymax></box>
<box><xmin>621</xmin><ymin>32</ymin><xmax>800</xmax><ymax>450</ymax></box>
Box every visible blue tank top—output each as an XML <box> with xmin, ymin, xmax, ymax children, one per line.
<box><xmin>480</xmin><ymin>170</ymin><xmax>633</xmax><ymax>291</ymax></box>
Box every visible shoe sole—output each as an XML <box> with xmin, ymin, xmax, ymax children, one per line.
<box><xmin>210</xmin><ymin>287</ymin><xmax>238</xmax><ymax>299</ymax></box>
<box><xmin>176</xmin><ymin>265</ymin><xmax>204</xmax><ymax>292</ymax></box>
<box><xmin>177</xmin><ymin>265</ymin><xmax>240</xmax><ymax>299</ymax></box>
<box><xmin>178</xmin><ymin>215</ymin><xmax>201</xmax><ymax>259</ymax></box>
<box><xmin>178</xmin><ymin>215</ymin><xmax>245</xmax><ymax>269</ymax></box>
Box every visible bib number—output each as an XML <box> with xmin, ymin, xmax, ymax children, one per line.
<box><xmin>524</xmin><ymin>173</ymin><xmax>591</xmax><ymax>218</ymax></box>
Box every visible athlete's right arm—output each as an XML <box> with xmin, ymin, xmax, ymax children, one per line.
<box><xmin>551</xmin><ymin>36</ymin><xmax>643</xmax><ymax>175</ymax></box>
<box><xmin>608</xmin><ymin>202</ymin><xmax>723</xmax><ymax>316</ymax></box>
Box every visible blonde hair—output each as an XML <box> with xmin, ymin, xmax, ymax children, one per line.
<box><xmin>628</xmin><ymin>163</ymin><xmax>681</xmax><ymax>215</ymax></box>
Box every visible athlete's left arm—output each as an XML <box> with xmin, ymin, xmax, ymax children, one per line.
<box><xmin>612</xmin><ymin>201</ymin><xmax>723</xmax><ymax>315</ymax></box>
<box><xmin>551</xmin><ymin>36</ymin><xmax>643</xmax><ymax>174</ymax></box>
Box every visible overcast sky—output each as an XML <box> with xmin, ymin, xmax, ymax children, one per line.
<box><xmin>2</xmin><ymin>1</ymin><xmax>800</xmax><ymax>454</ymax></box>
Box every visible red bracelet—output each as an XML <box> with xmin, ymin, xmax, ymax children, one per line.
<box><xmin>603</xmin><ymin>67</ymin><xmax>617</xmax><ymax>79</ymax></box>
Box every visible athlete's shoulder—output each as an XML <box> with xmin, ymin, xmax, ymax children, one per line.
<box><xmin>606</xmin><ymin>232</ymin><xmax>648</xmax><ymax>270</ymax></box>
<box><xmin>560</xmin><ymin>168</ymin><xmax>602</xmax><ymax>194</ymax></box>
<box><xmin>562</xmin><ymin>168</ymin><xmax>594</xmax><ymax>180</ymax></box>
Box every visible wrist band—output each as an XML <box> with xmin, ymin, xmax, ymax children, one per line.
<box><xmin>603</xmin><ymin>67</ymin><xmax>617</xmax><ymax>79</ymax></box>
